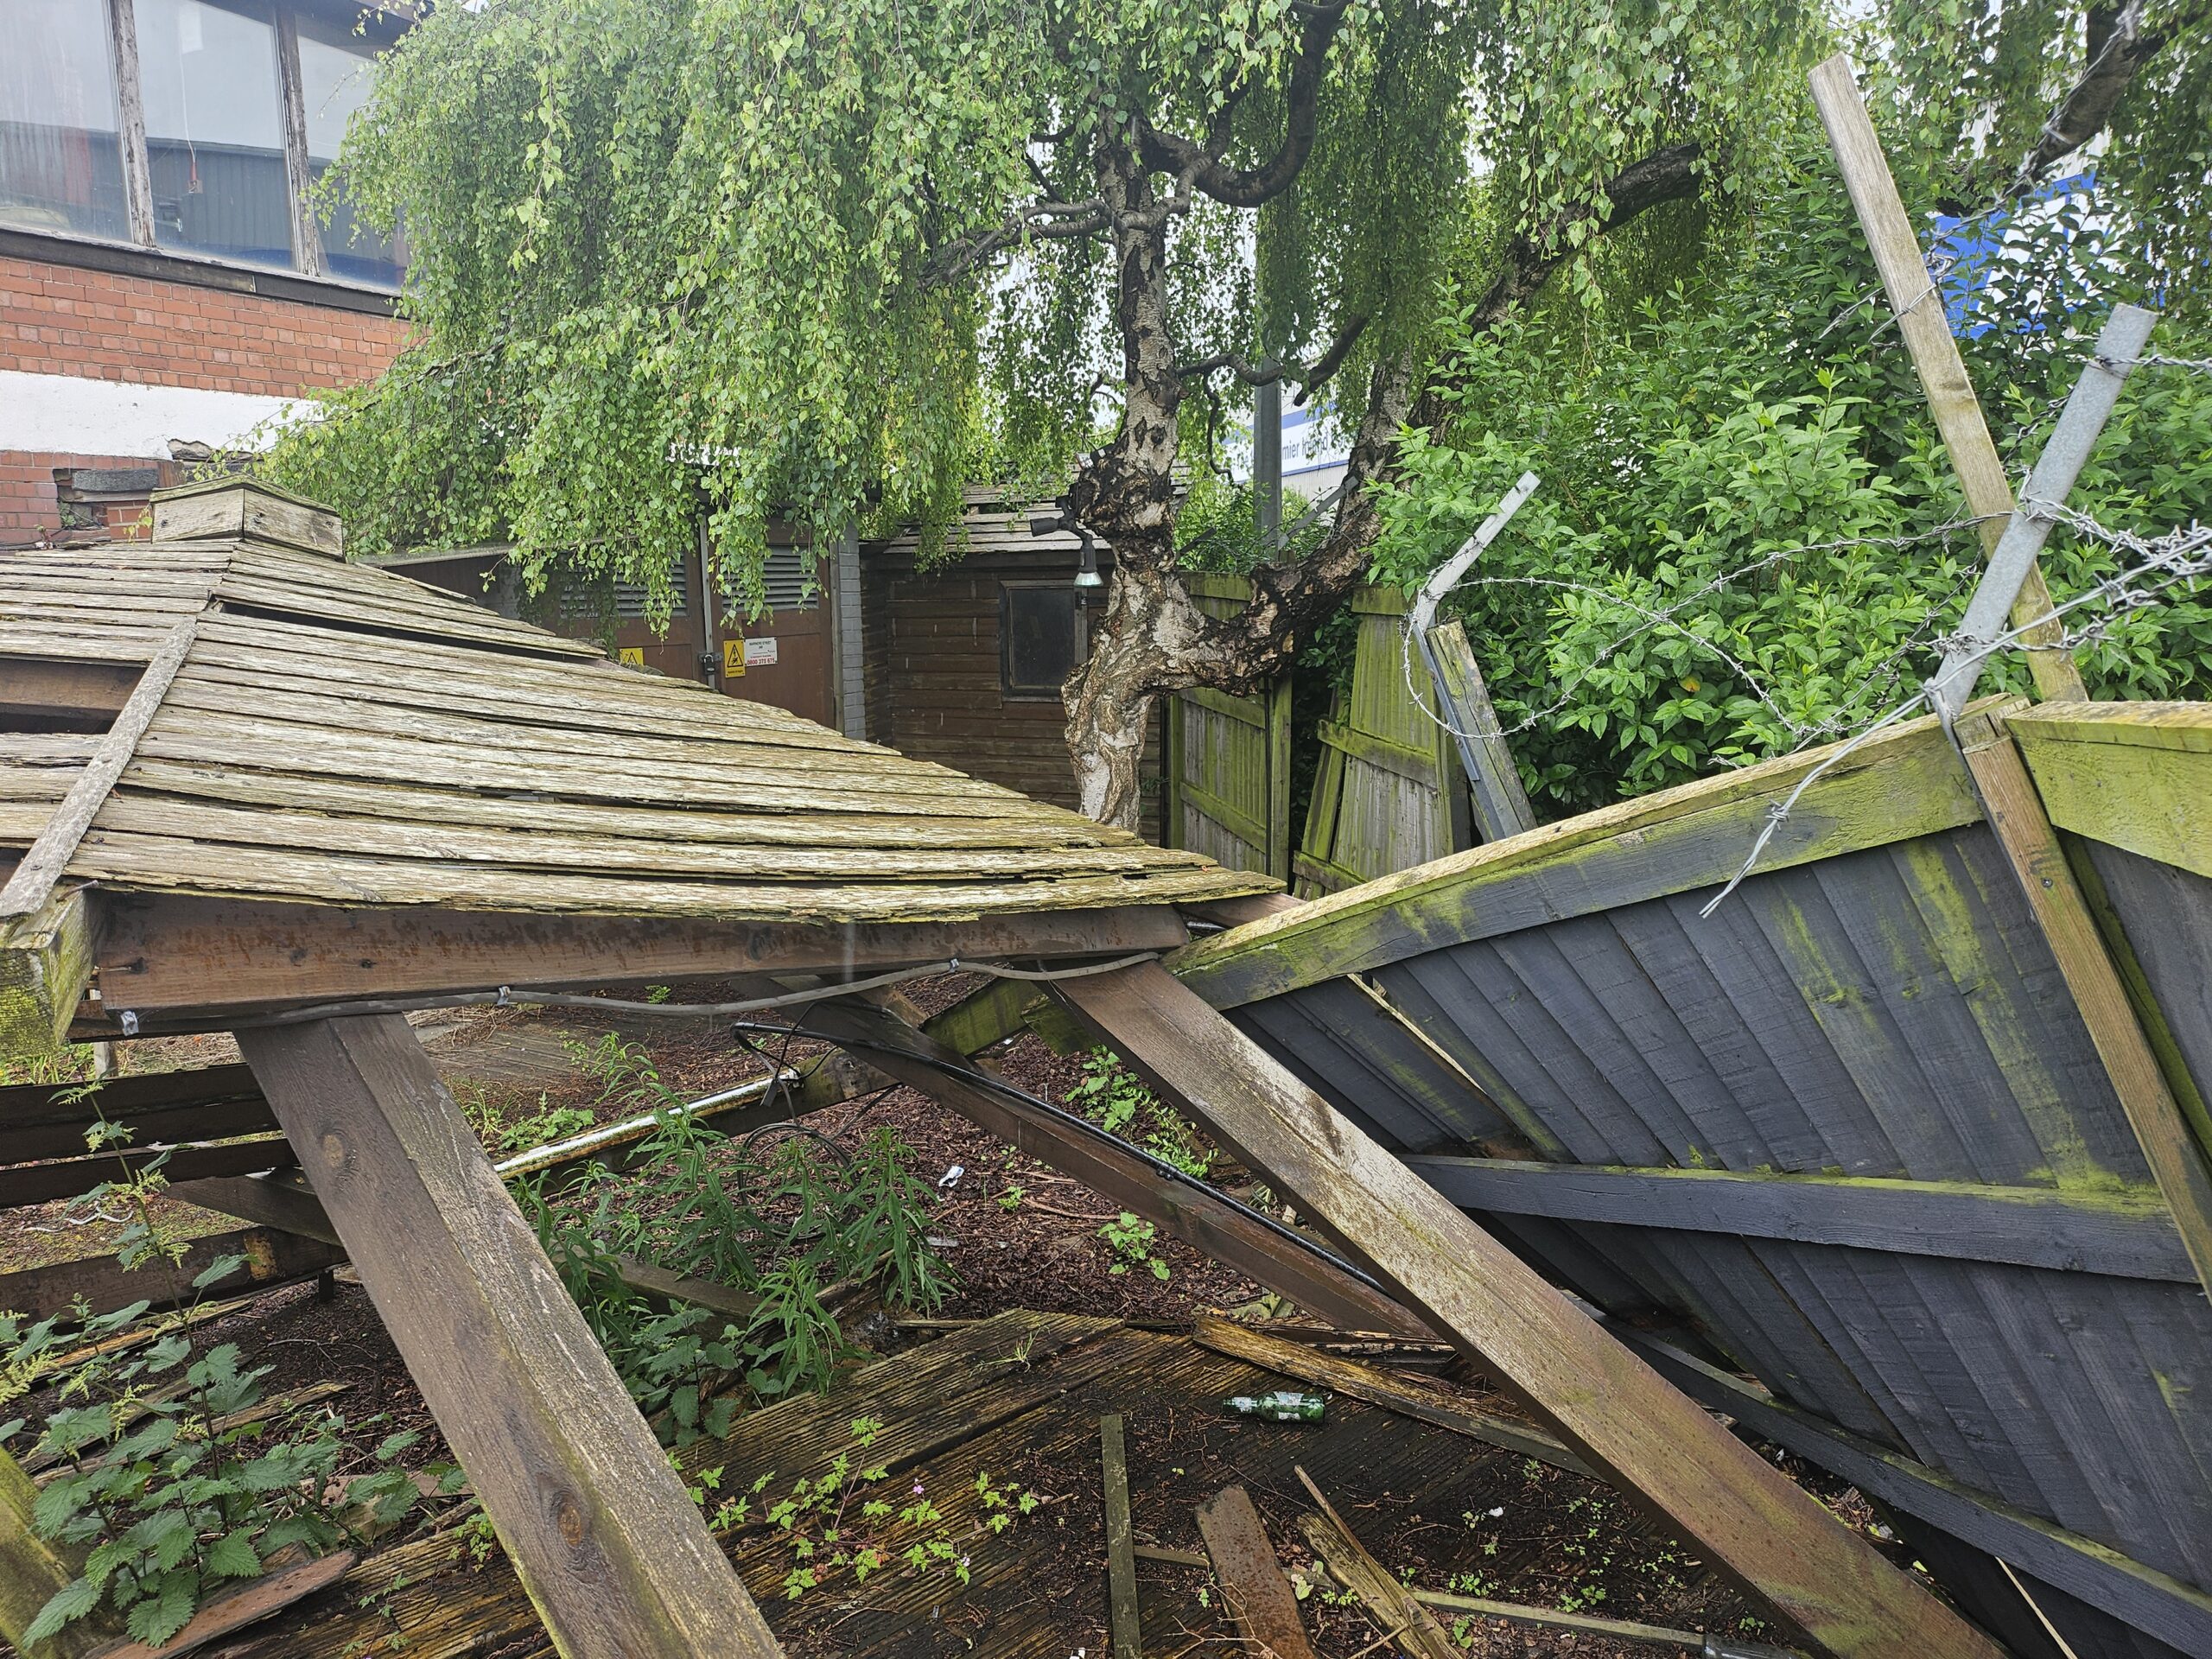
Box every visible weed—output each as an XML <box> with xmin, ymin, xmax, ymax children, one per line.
<box><xmin>1068</xmin><ymin>1049</ymin><xmax>1213</xmax><ymax>1179</ymax></box>
<box><xmin>458</xmin><ymin>1084</ymin><xmax>594</xmax><ymax>1157</ymax></box>
<box><xmin>1097</xmin><ymin>1213</ymin><xmax>1170</xmax><ymax>1281</ymax></box>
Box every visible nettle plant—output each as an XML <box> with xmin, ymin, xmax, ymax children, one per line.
<box><xmin>2</xmin><ymin>1104</ymin><xmax>440</xmax><ymax>1649</ymax></box>
<box><xmin>519</xmin><ymin>1038</ymin><xmax>950</xmax><ymax>1435</ymax></box>
<box><xmin>1070</xmin><ymin>1047</ymin><xmax>1214</xmax><ymax>1180</ymax></box>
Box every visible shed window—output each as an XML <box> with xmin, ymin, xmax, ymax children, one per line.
<box><xmin>1001</xmin><ymin>582</ymin><xmax>1080</xmax><ymax>699</ymax></box>
<box><xmin>0</xmin><ymin>0</ymin><xmax>128</xmax><ymax>239</ymax></box>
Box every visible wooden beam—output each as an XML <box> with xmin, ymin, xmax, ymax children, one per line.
<box><xmin>0</xmin><ymin>658</ymin><xmax>140</xmax><ymax>729</ymax></box>
<box><xmin>234</xmin><ymin>1014</ymin><xmax>779</xmax><ymax>1659</ymax></box>
<box><xmin>1808</xmin><ymin>54</ymin><xmax>2084</xmax><ymax>702</ymax></box>
<box><xmin>1100</xmin><ymin>1414</ymin><xmax>1141</xmax><ymax>1659</ymax></box>
<box><xmin>1952</xmin><ymin>707</ymin><xmax>2212</xmax><ymax>1294</ymax></box>
<box><xmin>168</xmin><ymin>1171</ymin><xmax>341</xmax><ymax>1247</ymax></box>
<box><xmin>800</xmin><ymin>999</ymin><xmax>1433</xmax><ymax>1339</ymax></box>
<box><xmin>1618</xmin><ymin>1327</ymin><xmax>2212</xmax><ymax>1657</ymax></box>
<box><xmin>87</xmin><ymin>893</ymin><xmax>1188</xmax><ymax>1028</ymax></box>
<box><xmin>1173</xmin><ymin>709</ymin><xmax>1983</xmax><ymax>1010</ymax></box>
<box><xmin>1402</xmin><ymin>1155</ymin><xmax>2196</xmax><ymax>1283</ymax></box>
<box><xmin>1194</xmin><ymin>1486</ymin><xmax>1316</xmax><ymax>1659</ymax></box>
<box><xmin>0</xmin><ymin>887</ymin><xmax>96</xmax><ymax>1059</ymax></box>
<box><xmin>0</xmin><ymin>1135</ymin><xmax>297</xmax><ymax>1211</ymax></box>
<box><xmin>1423</xmin><ymin>620</ymin><xmax>1537</xmax><ymax>844</ymax></box>
<box><xmin>3</xmin><ymin>1446</ymin><xmax>120</xmax><ymax>1657</ymax></box>
<box><xmin>1056</xmin><ymin>962</ymin><xmax>2003</xmax><ymax>1659</ymax></box>
<box><xmin>0</xmin><ymin>1062</ymin><xmax>270</xmax><ymax>1163</ymax></box>
<box><xmin>0</xmin><ymin>1224</ymin><xmax>340</xmax><ymax>1321</ymax></box>
<box><xmin>2008</xmin><ymin>701</ymin><xmax>2212</xmax><ymax>879</ymax></box>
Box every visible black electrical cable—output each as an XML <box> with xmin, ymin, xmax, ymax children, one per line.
<box><xmin>734</xmin><ymin>1014</ymin><xmax>1395</xmax><ymax>1300</ymax></box>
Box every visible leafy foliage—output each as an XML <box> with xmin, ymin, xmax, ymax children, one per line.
<box><xmin>517</xmin><ymin>1038</ymin><xmax>949</xmax><ymax>1433</ymax></box>
<box><xmin>2</xmin><ymin>1114</ymin><xmax>441</xmax><ymax>1649</ymax></box>
<box><xmin>1371</xmin><ymin>124</ymin><xmax>2212</xmax><ymax>811</ymax></box>
<box><xmin>1069</xmin><ymin>1046</ymin><xmax>1213</xmax><ymax>1179</ymax></box>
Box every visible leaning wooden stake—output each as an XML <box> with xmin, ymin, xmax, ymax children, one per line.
<box><xmin>1058</xmin><ymin>962</ymin><xmax>2004</xmax><ymax>1659</ymax></box>
<box><xmin>235</xmin><ymin>1014</ymin><xmax>780</xmax><ymax>1659</ymax></box>
<box><xmin>1808</xmin><ymin>54</ymin><xmax>2085</xmax><ymax>702</ymax></box>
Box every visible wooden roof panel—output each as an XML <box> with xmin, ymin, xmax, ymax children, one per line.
<box><xmin>0</xmin><ymin>497</ymin><xmax>1271</xmax><ymax>924</ymax></box>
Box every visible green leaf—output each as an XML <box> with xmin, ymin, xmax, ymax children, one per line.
<box><xmin>21</xmin><ymin>1575</ymin><xmax>103</xmax><ymax>1643</ymax></box>
<box><xmin>203</xmin><ymin>1529</ymin><xmax>263</xmax><ymax>1581</ymax></box>
<box><xmin>191</xmin><ymin>1253</ymin><xmax>251</xmax><ymax>1291</ymax></box>
<box><xmin>124</xmin><ymin>1570</ymin><xmax>199</xmax><ymax>1647</ymax></box>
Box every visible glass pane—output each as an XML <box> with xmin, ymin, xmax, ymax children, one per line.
<box><xmin>297</xmin><ymin>22</ymin><xmax>401</xmax><ymax>285</ymax></box>
<box><xmin>136</xmin><ymin>0</ymin><xmax>291</xmax><ymax>267</ymax></box>
<box><xmin>1003</xmin><ymin>586</ymin><xmax>1077</xmax><ymax>696</ymax></box>
<box><xmin>0</xmin><ymin>0</ymin><xmax>127</xmax><ymax>239</ymax></box>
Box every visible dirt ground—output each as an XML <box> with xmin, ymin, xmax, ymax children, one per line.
<box><xmin>1</xmin><ymin>978</ymin><xmax>1909</xmax><ymax>1657</ymax></box>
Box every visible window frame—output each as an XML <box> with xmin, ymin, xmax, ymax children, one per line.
<box><xmin>998</xmin><ymin>578</ymin><xmax>1085</xmax><ymax>702</ymax></box>
<box><xmin>2</xmin><ymin>0</ymin><xmax>407</xmax><ymax>289</ymax></box>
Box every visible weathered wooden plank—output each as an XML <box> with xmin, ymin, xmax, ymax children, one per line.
<box><xmin>2075</xmin><ymin>840</ymin><xmax>2212</xmax><ymax>1165</ymax></box>
<box><xmin>2011</xmin><ymin>706</ymin><xmax>2212</xmax><ymax>880</ymax></box>
<box><xmin>1955</xmin><ymin>710</ymin><xmax>2212</xmax><ymax>1294</ymax></box>
<box><xmin>1195</xmin><ymin>1486</ymin><xmax>1316</xmax><ymax>1659</ymax></box>
<box><xmin>0</xmin><ymin>1224</ymin><xmax>341</xmax><ymax>1320</ymax></box>
<box><xmin>1620</xmin><ymin>1327</ymin><xmax>2212</xmax><ymax>1656</ymax></box>
<box><xmin>0</xmin><ymin>887</ymin><xmax>96</xmax><ymax>1058</ymax></box>
<box><xmin>1295</xmin><ymin>1466</ymin><xmax>1456</xmax><ymax>1659</ymax></box>
<box><xmin>235</xmin><ymin>1014</ymin><xmax>781</xmax><ymax>1659</ymax></box>
<box><xmin>799</xmin><ymin>999</ymin><xmax>1433</xmax><ymax>1338</ymax></box>
<box><xmin>1402</xmin><ymin>1157</ymin><xmax>2194</xmax><ymax>1282</ymax></box>
<box><xmin>149</xmin><ymin>481</ymin><xmax>343</xmax><ymax>559</ymax></box>
<box><xmin>1058</xmin><ymin>962</ymin><xmax>2004</xmax><ymax>1659</ymax></box>
<box><xmin>0</xmin><ymin>659</ymin><xmax>142</xmax><ymax>728</ymax></box>
<box><xmin>1808</xmin><ymin>54</ymin><xmax>2083</xmax><ymax>700</ymax></box>
<box><xmin>3</xmin><ymin>1444</ymin><xmax>120</xmax><ymax>1656</ymax></box>
<box><xmin>1100</xmin><ymin>1414</ymin><xmax>1141</xmax><ymax>1659</ymax></box>
<box><xmin>1176</xmin><ymin>710</ymin><xmax>1984</xmax><ymax>1009</ymax></box>
<box><xmin>0</xmin><ymin>1135</ymin><xmax>297</xmax><ymax>1211</ymax></box>
<box><xmin>0</xmin><ymin>1062</ymin><xmax>270</xmax><ymax>1163</ymax></box>
<box><xmin>0</xmin><ymin>615</ymin><xmax>196</xmax><ymax>926</ymax></box>
<box><xmin>86</xmin><ymin>893</ymin><xmax>1188</xmax><ymax>1026</ymax></box>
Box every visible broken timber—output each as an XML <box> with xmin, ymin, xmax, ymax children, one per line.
<box><xmin>1193</xmin><ymin>1486</ymin><xmax>1316</xmax><ymax>1659</ymax></box>
<box><xmin>1058</xmin><ymin>961</ymin><xmax>2003</xmax><ymax>1659</ymax></box>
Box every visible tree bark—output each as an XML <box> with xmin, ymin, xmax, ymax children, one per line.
<box><xmin>1058</xmin><ymin>124</ymin><xmax>1703</xmax><ymax>831</ymax></box>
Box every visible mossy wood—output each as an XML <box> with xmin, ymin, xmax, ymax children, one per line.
<box><xmin>1294</xmin><ymin>587</ymin><xmax>1471</xmax><ymax>897</ymax></box>
<box><xmin>1</xmin><ymin>1445</ymin><xmax>121</xmax><ymax>1657</ymax></box>
<box><xmin>1163</xmin><ymin>574</ymin><xmax>1293</xmax><ymax>882</ymax></box>
<box><xmin>1164</xmin><ymin>683</ymin><xmax>2212</xmax><ymax>1654</ymax></box>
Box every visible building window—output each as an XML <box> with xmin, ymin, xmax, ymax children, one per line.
<box><xmin>296</xmin><ymin>16</ymin><xmax>400</xmax><ymax>285</ymax></box>
<box><xmin>0</xmin><ymin>0</ymin><xmax>406</xmax><ymax>288</ymax></box>
<box><xmin>1001</xmin><ymin>582</ymin><xmax>1081</xmax><ymax>699</ymax></box>
<box><xmin>137</xmin><ymin>0</ymin><xmax>289</xmax><ymax>266</ymax></box>
<box><xmin>0</xmin><ymin>0</ymin><xmax>129</xmax><ymax>240</ymax></box>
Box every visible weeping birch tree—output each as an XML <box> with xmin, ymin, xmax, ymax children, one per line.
<box><xmin>270</xmin><ymin>0</ymin><xmax>1826</xmax><ymax>825</ymax></box>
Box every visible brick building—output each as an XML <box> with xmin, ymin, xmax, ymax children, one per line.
<box><xmin>1</xmin><ymin>0</ymin><xmax>410</xmax><ymax>546</ymax></box>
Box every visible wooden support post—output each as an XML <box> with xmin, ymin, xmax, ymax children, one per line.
<box><xmin>1951</xmin><ymin>708</ymin><xmax>2212</xmax><ymax>1294</ymax></box>
<box><xmin>2</xmin><ymin>1444</ymin><xmax>121</xmax><ymax>1657</ymax></box>
<box><xmin>1423</xmin><ymin>620</ymin><xmax>1537</xmax><ymax>843</ymax></box>
<box><xmin>234</xmin><ymin>1014</ymin><xmax>779</xmax><ymax>1659</ymax></box>
<box><xmin>1101</xmin><ymin>1414</ymin><xmax>1142</xmax><ymax>1659</ymax></box>
<box><xmin>801</xmin><ymin>999</ymin><xmax>1433</xmax><ymax>1338</ymax></box>
<box><xmin>1056</xmin><ymin>962</ymin><xmax>2005</xmax><ymax>1659</ymax></box>
<box><xmin>1808</xmin><ymin>54</ymin><xmax>2085</xmax><ymax>702</ymax></box>
<box><xmin>0</xmin><ymin>887</ymin><xmax>94</xmax><ymax>1060</ymax></box>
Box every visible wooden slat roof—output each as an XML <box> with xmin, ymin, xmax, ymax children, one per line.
<box><xmin>0</xmin><ymin>501</ymin><xmax>1271</xmax><ymax>924</ymax></box>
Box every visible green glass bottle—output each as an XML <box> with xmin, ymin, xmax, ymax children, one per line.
<box><xmin>1224</xmin><ymin>1389</ymin><xmax>1327</xmax><ymax>1422</ymax></box>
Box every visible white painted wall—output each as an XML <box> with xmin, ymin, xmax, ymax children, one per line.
<box><xmin>0</xmin><ymin>368</ymin><xmax>310</xmax><ymax>458</ymax></box>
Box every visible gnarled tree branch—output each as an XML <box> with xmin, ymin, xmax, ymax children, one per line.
<box><xmin>1133</xmin><ymin>1</ymin><xmax>1349</xmax><ymax>207</ymax></box>
<box><xmin>2006</xmin><ymin>0</ymin><xmax>2160</xmax><ymax>198</ymax></box>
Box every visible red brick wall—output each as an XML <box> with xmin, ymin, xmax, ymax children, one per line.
<box><xmin>1</xmin><ymin>257</ymin><xmax>407</xmax><ymax>391</ymax></box>
<box><xmin>1</xmin><ymin>255</ymin><xmax>409</xmax><ymax>544</ymax></box>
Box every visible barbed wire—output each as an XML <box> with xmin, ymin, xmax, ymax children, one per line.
<box><xmin>2135</xmin><ymin>352</ymin><xmax>2212</xmax><ymax>375</ymax></box>
<box><xmin>1699</xmin><ymin>506</ymin><xmax>2212</xmax><ymax>917</ymax></box>
<box><xmin>1401</xmin><ymin>515</ymin><xmax>1999</xmax><ymax>752</ymax></box>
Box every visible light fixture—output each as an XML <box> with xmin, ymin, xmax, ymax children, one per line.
<box><xmin>1072</xmin><ymin>531</ymin><xmax>1104</xmax><ymax>590</ymax></box>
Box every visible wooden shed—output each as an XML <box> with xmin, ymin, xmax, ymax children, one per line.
<box><xmin>0</xmin><ymin>478</ymin><xmax>1993</xmax><ymax>1659</ymax></box>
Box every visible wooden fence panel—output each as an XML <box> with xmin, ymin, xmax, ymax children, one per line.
<box><xmin>1295</xmin><ymin>588</ymin><xmax>1469</xmax><ymax>897</ymax></box>
<box><xmin>1163</xmin><ymin>575</ymin><xmax>1290</xmax><ymax>881</ymax></box>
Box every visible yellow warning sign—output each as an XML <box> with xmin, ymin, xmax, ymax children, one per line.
<box><xmin>616</xmin><ymin>646</ymin><xmax>645</xmax><ymax>667</ymax></box>
<box><xmin>722</xmin><ymin>637</ymin><xmax>746</xmax><ymax>677</ymax></box>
